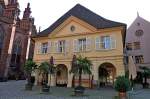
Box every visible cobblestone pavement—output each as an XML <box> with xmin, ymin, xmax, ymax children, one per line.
<box><xmin>0</xmin><ymin>80</ymin><xmax>150</xmax><ymax>99</ymax></box>
<box><xmin>0</xmin><ymin>80</ymin><xmax>116</xmax><ymax>99</ymax></box>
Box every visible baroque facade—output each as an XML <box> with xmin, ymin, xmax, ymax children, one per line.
<box><xmin>33</xmin><ymin>4</ymin><xmax>126</xmax><ymax>88</ymax></box>
<box><xmin>0</xmin><ymin>0</ymin><xmax>36</xmax><ymax>81</ymax></box>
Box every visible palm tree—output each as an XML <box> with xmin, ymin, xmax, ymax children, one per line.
<box><xmin>38</xmin><ymin>61</ymin><xmax>55</xmax><ymax>92</ymax></box>
<box><xmin>38</xmin><ymin>62</ymin><xmax>49</xmax><ymax>85</ymax></box>
<box><xmin>70</xmin><ymin>56</ymin><xmax>92</xmax><ymax>86</ymax></box>
<box><xmin>24</xmin><ymin>59</ymin><xmax>37</xmax><ymax>90</ymax></box>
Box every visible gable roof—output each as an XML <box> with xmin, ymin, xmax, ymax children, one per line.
<box><xmin>34</xmin><ymin>4</ymin><xmax>126</xmax><ymax>37</ymax></box>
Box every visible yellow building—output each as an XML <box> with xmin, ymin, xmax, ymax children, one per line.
<box><xmin>32</xmin><ymin>4</ymin><xmax>126</xmax><ymax>88</ymax></box>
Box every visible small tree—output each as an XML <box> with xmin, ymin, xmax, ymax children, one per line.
<box><xmin>70</xmin><ymin>56</ymin><xmax>92</xmax><ymax>86</ymax></box>
<box><xmin>38</xmin><ymin>62</ymin><xmax>49</xmax><ymax>85</ymax></box>
<box><xmin>114</xmin><ymin>76</ymin><xmax>131</xmax><ymax>98</ymax></box>
<box><xmin>24</xmin><ymin>59</ymin><xmax>37</xmax><ymax>90</ymax></box>
<box><xmin>139</xmin><ymin>66</ymin><xmax>150</xmax><ymax>88</ymax></box>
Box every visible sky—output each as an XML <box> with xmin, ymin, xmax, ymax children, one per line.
<box><xmin>18</xmin><ymin>0</ymin><xmax>150</xmax><ymax>31</ymax></box>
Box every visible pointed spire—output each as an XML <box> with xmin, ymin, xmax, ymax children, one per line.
<box><xmin>38</xmin><ymin>26</ymin><xmax>41</xmax><ymax>33</ymax></box>
<box><xmin>8</xmin><ymin>0</ymin><xmax>17</xmax><ymax>5</ymax></box>
<box><xmin>23</xmin><ymin>3</ymin><xmax>31</xmax><ymax>19</ymax></box>
<box><xmin>0</xmin><ymin>0</ymin><xmax>5</xmax><ymax>5</ymax></box>
<box><xmin>137</xmin><ymin>11</ymin><xmax>139</xmax><ymax>17</ymax></box>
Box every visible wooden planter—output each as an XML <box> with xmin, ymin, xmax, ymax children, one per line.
<box><xmin>143</xmin><ymin>83</ymin><xmax>149</xmax><ymax>88</ymax></box>
<box><xmin>119</xmin><ymin>92</ymin><xmax>126</xmax><ymax>99</ymax></box>
<box><xmin>74</xmin><ymin>86</ymin><xmax>85</xmax><ymax>96</ymax></box>
<box><xmin>25</xmin><ymin>84</ymin><xmax>33</xmax><ymax>91</ymax></box>
<box><xmin>42</xmin><ymin>86</ymin><xmax>50</xmax><ymax>92</ymax></box>
<box><xmin>74</xmin><ymin>89</ymin><xmax>84</xmax><ymax>96</ymax></box>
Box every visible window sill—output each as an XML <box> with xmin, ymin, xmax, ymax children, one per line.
<box><xmin>73</xmin><ymin>50</ymin><xmax>91</xmax><ymax>53</ymax></box>
<box><xmin>95</xmin><ymin>49</ymin><xmax>115</xmax><ymax>51</ymax></box>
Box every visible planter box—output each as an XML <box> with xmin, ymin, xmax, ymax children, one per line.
<box><xmin>74</xmin><ymin>86</ymin><xmax>85</xmax><ymax>96</ymax></box>
<box><xmin>119</xmin><ymin>92</ymin><xmax>126</xmax><ymax>99</ymax></box>
<box><xmin>42</xmin><ymin>86</ymin><xmax>50</xmax><ymax>92</ymax></box>
<box><xmin>25</xmin><ymin>84</ymin><xmax>33</xmax><ymax>91</ymax></box>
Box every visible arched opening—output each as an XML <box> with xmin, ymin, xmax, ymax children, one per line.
<box><xmin>0</xmin><ymin>25</ymin><xmax>5</xmax><ymax>57</ymax></box>
<box><xmin>56</xmin><ymin>64</ymin><xmax>68</xmax><ymax>87</ymax></box>
<box><xmin>98</xmin><ymin>62</ymin><xmax>116</xmax><ymax>87</ymax></box>
<box><xmin>9</xmin><ymin>37</ymin><xmax>22</xmax><ymax>79</ymax></box>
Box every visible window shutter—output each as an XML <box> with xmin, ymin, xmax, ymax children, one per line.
<box><xmin>86</xmin><ymin>37</ymin><xmax>92</xmax><ymax>51</ymax></box>
<box><xmin>47</xmin><ymin>41</ymin><xmax>51</xmax><ymax>53</ymax></box>
<box><xmin>35</xmin><ymin>42</ymin><xmax>41</xmax><ymax>54</ymax></box>
<box><xmin>54</xmin><ymin>41</ymin><xmax>59</xmax><ymax>53</ymax></box>
<box><xmin>111</xmin><ymin>36</ymin><xmax>116</xmax><ymax>49</ymax></box>
<box><xmin>95</xmin><ymin>37</ymin><xmax>100</xmax><ymax>50</ymax></box>
<box><xmin>73</xmin><ymin>39</ymin><xmax>78</xmax><ymax>52</ymax></box>
<box><xmin>65</xmin><ymin>40</ymin><xmax>69</xmax><ymax>53</ymax></box>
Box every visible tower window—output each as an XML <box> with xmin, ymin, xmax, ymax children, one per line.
<box><xmin>135</xmin><ymin>55</ymin><xmax>144</xmax><ymax>64</ymax></box>
<box><xmin>135</xmin><ymin>29</ymin><xmax>144</xmax><ymax>37</ymax></box>
<box><xmin>126</xmin><ymin>43</ymin><xmax>132</xmax><ymax>50</ymax></box>
<box><xmin>134</xmin><ymin>42</ymin><xmax>141</xmax><ymax>50</ymax></box>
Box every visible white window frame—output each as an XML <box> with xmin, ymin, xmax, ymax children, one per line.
<box><xmin>41</xmin><ymin>42</ymin><xmax>48</xmax><ymax>54</ymax></box>
<box><xmin>95</xmin><ymin>36</ymin><xmax>116</xmax><ymax>50</ymax></box>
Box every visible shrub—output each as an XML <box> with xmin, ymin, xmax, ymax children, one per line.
<box><xmin>114</xmin><ymin>76</ymin><xmax>131</xmax><ymax>92</ymax></box>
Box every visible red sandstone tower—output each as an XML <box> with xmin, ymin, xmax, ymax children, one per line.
<box><xmin>0</xmin><ymin>0</ymin><xmax>36</xmax><ymax>81</ymax></box>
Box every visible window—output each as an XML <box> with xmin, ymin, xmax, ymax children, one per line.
<box><xmin>134</xmin><ymin>42</ymin><xmax>140</xmax><ymax>50</ymax></box>
<box><xmin>95</xmin><ymin>36</ymin><xmax>116</xmax><ymax>50</ymax></box>
<box><xmin>11</xmin><ymin>38</ymin><xmax>22</xmax><ymax>67</ymax></box>
<box><xmin>0</xmin><ymin>25</ymin><xmax>4</xmax><ymax>57</ymax></box>
<box><xmin>101</xmin><ymin>36</ymin><xmax>111</xmax><ymax>49</ymax></box>
<box><xmin>78</xmin><ymin>38</ymin><xmax>86</xmax><ymax>52</ymax></box>
<box><xmin>135</xmin><ymin>55</ymin><xmax>144</xmax><ymax>64</ymax></box>
<box><xmin>70</xmin><ymin>25</ymin><xmax>75</xmax><ymax>32</ymax></box>
<box><xmin>41</xmin><ymin>42</ymin><xmax>48</xmax><ymax>54</ymax></box>
<box><xmin>58</xmin><ymin>40</ymin><xmax>65</xmax><ymax>53</ymax></box>
<box><xmin>73</xmin><ymin>38</ymin><xmax>91</xmax><ymax>52</ymax></box>
<box><xmin>135</xmin><ymin>29</ymin><xmax>144</xmax><ymax>37</ymax></box>
<box><xmin>0</xmin><ymin>4</ymin><xmax>3</xmax><ymax>16</ymax></box>
<box><xmin>126</xmin><ymin>43</ymin><xmax>132</xmax><ymax>50</ymax></box>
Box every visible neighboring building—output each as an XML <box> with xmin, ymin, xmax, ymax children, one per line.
<box><xmin>0</xmin><ymin>0</ymin><xmax>36</xmax><ymax>81</ymax></box>
<box><xmin>33</xmin><ymin>4</ymin><xmax>126</xmax><ymax>88</ymax></box>
<box><xmin>126</xmin><ymin>14</ymin><xmax>150</xmax><ymax>72</ymax></box>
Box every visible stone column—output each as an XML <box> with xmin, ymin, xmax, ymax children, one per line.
<box><xmin>66</xmin><ymin>63</ymin><xmax>73</xmax><ymax>87</ymax></box>
<box><xmin>48</xmin><ymin>74</ymin><xmax>56</xmax><ymax>86</ymax></box>
<box><xmin>67</xmin><ymin>73</ymin><xmax>73</xmax><ymax>87</ymax></box>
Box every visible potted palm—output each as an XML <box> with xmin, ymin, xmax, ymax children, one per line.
<box><xmin>70</xmin><ymin>56</ymin><xmax>92</xmax><ymax>96</ymax></box>
<box><xmin>114</xmin><ymin>76</ymin><xmax>131</xmax><ymax>98</ymax></box>
<box><xmin>24</xmin><ymin>59</ymin><xmax>37</xmax><ymax>90</ymax></box>
<box><xmin>139</xmin><ymin>66</ymin><xmax>150</xmax><ymax>88</ymax></box>
<box><xmin>38</xmin><ymin>61</ymin><xmax>50</xmax><ymax>92</ymax></box>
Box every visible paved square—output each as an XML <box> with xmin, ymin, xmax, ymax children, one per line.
<box><xmin>0</xmin><ymin>80</ymin><xmax>150</xmax><ymax>99</ymax></box>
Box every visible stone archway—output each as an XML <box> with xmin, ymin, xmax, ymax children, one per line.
<box><xmin>98</xmin><ymin>62</ymin><xmax>116</xmax><ymax>87</ymax></box>
<box><xmin>56</xmin><ymin>64</ymin><xmax>68</xmax><ymax>87</ymax></box>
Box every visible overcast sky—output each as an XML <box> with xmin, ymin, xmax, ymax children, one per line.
<box><xmin>19</xmin><ymin>0</ymin><xmax>150</xmax><ymax>31</ymax></box>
